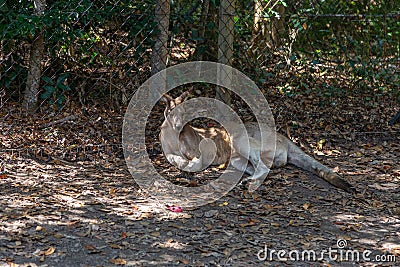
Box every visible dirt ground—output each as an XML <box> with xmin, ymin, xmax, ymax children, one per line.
<box><xmin>1</xmin><ymin>88</ymin><xmax>399</xmax><ymax>267</ymax></box>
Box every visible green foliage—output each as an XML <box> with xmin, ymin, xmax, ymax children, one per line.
<box><xmin>1</xmin><ymin>0</ymin><xmax>398</xmax><ymax>107</ymax></box>
<box><xmin>288</xmin><ymin>1</ymin><xmax>400</xmax><ymax>89</ymax></box>
<box><xmin>0</xmin><ymin>0</ymin><xmax>36</xmax><ymax>40</ymax></box>
<box><xmin>1</xmin><ymin>0</ymin><xmax>156</xmax><ymax>102</ymax></box>
<box><xmin>230</xmin><ymin>0</ymin><xmax>399</xmax><ymax>91</ymax></box>
<box><xmin>40</xmin><ymin>74</ymin><xmax>71</xmax><ymax>108</ymax></box>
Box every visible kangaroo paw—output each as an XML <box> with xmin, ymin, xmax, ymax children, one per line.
<box><xmin>247</xmin><ymin>179</ymin><xmax>263</xmax><ymax>192</ymax></box>
<box><xmin>241</xmin><ymin>175</ymin><xmax>264</xmax><ymax>192</ymax></box>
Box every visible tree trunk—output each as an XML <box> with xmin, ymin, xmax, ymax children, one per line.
<box><xmin>196</xmin><ymin>0</ymin><xmax>210</xmax><ymax>61</ymax></box>
<box><xmin>270</xmin><ymin>3</ymin><xmax>285</xmax><ymax>48</ymax></box>
<box><xmin>151</xmin><ymin>0</ymin><xmax>170</xmax><ymax>75</ymax></box>
<box><xmin>216</xmin><ymin>0</ymin><xmax>235</xmax><ymax>106</ymax></box>
<box><xmin>253</xmin><ymin>0</ymin><xmax>263</xmax><ymax>39</ymax></box>
<box><xmin>23</xmin><ymin>0</ymin><xmax>46</xmax><ymax>113</ymax></box>
<box><xmin>252</xmin><ymin>0</ymin><xmax>285</xmax><ymax>49</ymax></box>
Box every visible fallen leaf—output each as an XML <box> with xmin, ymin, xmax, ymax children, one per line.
<box><xmin>109</xmin><ymin>243</ymin><xmax>121</xmax><ymax>249</ymax></box>
<box><xmin>44</xmin><ymin>246</ymin><xmax>55</xmax><ymax>256</ymax></box>
<box><xmin>53</xmin><ymin>233</ymin><xmax>64</xmax><ymax>238</ymax></box>
<box><xmin>180</xmin><ymin>259</ymin><xmax>190</xmax><ymax>264</ymax></box>
<box><xmin>109</xmin><ymin>188</ymin><xmax>117</xmax><ymax>194</ymax></box>
<box><xmin>85</xmin><ymin>244</ymin><xmax>96</xmax><ymax>251</ymax></box>
<box><xmin>109</xmin><ymin>258</ymin><xmax>127</xmax><ymax>265</ymax></box>
<box><xmin>217</xmin><ymin>163</ymin><xmax>226</xmax><ymax>169</ymax></box>
<box><xmin>317</xmin><ymin>139</ymin><xmax>326</xmax><ymax>150</ymax></box>
<box><xmin>150</xmin><ymin>231</ymin><xmax>160</xmax><ymax>237</ymax></box>
<box><xmin>188</xmin><ymin>180</ymin><xmax>199</xmax><ymax>187</ymax></box>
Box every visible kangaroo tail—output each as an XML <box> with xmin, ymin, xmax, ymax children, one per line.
<box><xmin>287</xmin><ymin>143</ymin><xmax>356</xmax><ymax>194</ymax></box>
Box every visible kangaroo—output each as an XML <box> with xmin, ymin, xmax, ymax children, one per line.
<box><xmin>159</xmin><ymin>91</ymin><xmax>356</xmax><ymax>194</ymax></box>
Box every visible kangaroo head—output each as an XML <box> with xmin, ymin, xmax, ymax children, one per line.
<box><xmin>161</xmin><ymin>90</ymin><xmax>192</xmax><ymax>130</ymax></box>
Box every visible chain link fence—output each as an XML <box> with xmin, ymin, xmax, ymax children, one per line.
<box><xmin>1</xmin><ymin>0</ymin><xmax>399</xmax><ymax>166</ymax></box>
<box><xmin>1</xmin><ymin>0</ymin><xmax>159</xmax><ymax>168</ymax></box>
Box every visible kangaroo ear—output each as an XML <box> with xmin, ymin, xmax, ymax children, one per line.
<box><xmin>161</xmin><ymin>95</ymin><xmax>172</xmax><ymax>118</ymax></box>
<box><xmin>161</xmin><ymin>94</ymin><xmax>175</xmax><ymax>108</ymax></box>
<box><xmin>163</xmin><ymin>93</ymin><xmax>173</xmax><ymax>101</ymax></box>
<box><xmin>175</xmin><ymin>89</ymin><xmax>192</xmax><ymax>104</ymax></box>
<box><xmin>162</xmin><ymin>94</ymin><xmax>173</xmax><ymax>103</ymax></box>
